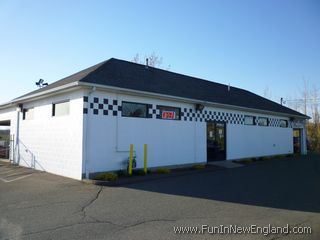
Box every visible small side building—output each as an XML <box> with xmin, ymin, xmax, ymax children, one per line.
<box><xmin>0</xmin><ymin>58</ymin><xmax>309</xmax><ymax>180</ymax></box>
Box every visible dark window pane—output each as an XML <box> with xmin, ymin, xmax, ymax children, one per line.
<box><xmin>122</xmin><ymin>101</ymin><xmax>148</xmax><ymax>118</ymax></box>
<box><xmin>258</xmin><ymin>117</ymin><xmax>268</xmax><ymax>126</ymax></box>
<box><xmin>244</xmin><ymin>115</ymin><xmax>254</xmax><ymax>125</ymax></box>
<box><xmin>280</xmin><ymin>120</ymin><xmax>288</xmax><ymax>128</ymax></box>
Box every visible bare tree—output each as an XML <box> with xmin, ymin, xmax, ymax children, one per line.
<box><xmin>286</xmin><ymin>79</ymin><xmax>320</xmax><ymax>152</ymax></box>
<box><xmin>311</xmin><ymin>85</ymin><xmax>320</xmax><ymax>123</ymax></box>
<box><xmin>286</xmin><ymin>96</ymin><xmax>300</xmax><ymax>112</ymax></box>
<box><xmin>309</xmin><ymin>85</ymin><xmax>320</xmax><ymax>151</ymax></box>
<box><xmin>301</xmin><ymin>78</ymin><xmax>309</xmax><ymax>115</ymax></box>
<box><xmin>286</xmin><ymin>79</ymin><xmax>311</xmax><ymax>116</ymax></box>
<box><xmin>132</xmin><ymin>52</ymin><xmax>170</xmax><ymax>70</ymax></box>
<box><xmin>263</xmin><ymin>86</ymin><xmax>272</xmax><ymax>100</ymax></box>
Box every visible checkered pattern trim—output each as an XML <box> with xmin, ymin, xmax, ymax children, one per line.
<box><xmin>181</xmin><ymin>108</ymin><xmax>244</xmax><ymax>124</ymax></box>
<box><xmin>148</xmin><ymin>105</ymin><xmax>160</xmax><ymax>119</ymax></box>
<box><xmin>269</xmin><ymin>118</ymin><xmax>280</xmax><ymax>127</ymax></box>
<box><xmin>83</xmin><ymin>96</ymin><xmax>291</xmax><ymax>128</ymax></box>
<box><xmin>83</xmin><ymin>96</ymin><xmax>121</xmax><ymax>116</ymax></box>
<box><xmin>269</xmin><ymin>118</ymin><xmax>291</xmax><ymax>128</ymax></box>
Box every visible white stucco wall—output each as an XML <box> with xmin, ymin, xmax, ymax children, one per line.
<box><xmin>84</xmin><ymin>91</ymin><xmax>206</xmax><ymax>176</ymax></box>
<box><xmin>227</xmin><ymin>122</ymin><xmax>293</xmax><ymax>160</ymax></box>
<box><xmin>0</xmin><ymin>87</ymin><xmax>307</xmax><ymax>180</ymax></box>
<box><xmin>0</xmin><ymin>90</ymin><xmax>85</xmax><ymax>179</ymax></box>
<box><xmin>84</xmin><ymin>89</ymin><xmax>300</xmax><ymax>175</ymax></box>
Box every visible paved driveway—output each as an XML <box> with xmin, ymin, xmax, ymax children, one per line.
<box><xmin>0</xmin><ymin>155</ymin><xmax>319</xmax><ymax>240</ymax></box>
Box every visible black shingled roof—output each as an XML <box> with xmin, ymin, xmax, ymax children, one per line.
<box><xmin>16</xmin><ymin>58</ymin><xmax>307</xmax><ymax>118</ymax></box>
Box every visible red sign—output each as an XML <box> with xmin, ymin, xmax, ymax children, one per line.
<box><xmin>162</xmin><ymin>111</ymin><xmax>175</xmax><ymax>119</ymax></box>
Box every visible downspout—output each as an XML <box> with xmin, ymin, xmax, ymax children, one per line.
<box><xmin>194</xmin><ymin>114</ymin><xmax>197</xmax><ymax>163</ymax></box>
<box><xmin>84</xmin><ymin>86</ymin><xmax>96</xmax><ymax>179</ymax></box>
<box><xmin>15</xmin><ymin>105</ymin><xmax>22</xmax><ymax>165</ymax></box>
<box><xmin>115</xmin><ymin>93</ymin><xmax>120</xmax><ymax>150</ymax></box>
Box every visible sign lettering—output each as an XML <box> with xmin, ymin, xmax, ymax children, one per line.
<box><xmin>162</xmin><ymin>111</ymin><xmax>175</xmax><ymax>119</ymax></box>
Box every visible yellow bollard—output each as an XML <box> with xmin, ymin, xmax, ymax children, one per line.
<box><xmin>129</xmin><ymin>144</ymin><xmax>133</xmax><ymax>175</ymax></box>
<box><xmin>144</xmin><ymin>144</ymin><xmax>148</xmax><ymax>174</ymax></box>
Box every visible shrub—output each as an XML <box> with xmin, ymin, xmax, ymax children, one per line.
<box><xmin>94</xmin><ymin>172</ymin><xmax>118</xmax><ymax>181</ymax></box>
<box><xmin>133</xmin><ymin>169</ymin><xmax>146</xmax><ymax>176</ymax></box>
<box><xmin>192</xmin><ymin>164</ymin><xmax>206</xmax><ymax>170</ymax></box>
<box><xmin>155</xmin><ymin>168</ymin><xmax>171</xmax><ymax>174</ymax></box>
<box><xmin>239</xmin><ymin>159</ymin><xmax>253</xmax><ymax>164</ymax></box>
<box><xmin>117</xmin><ymin>170</ymin><xmax>127</xmax><ymax>177</ymax></box>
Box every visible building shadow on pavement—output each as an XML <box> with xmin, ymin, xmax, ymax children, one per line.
<box><xmin>123</xmin><ymin>155</ymin><xmax>320</xmax><ymax>213</ymax></box>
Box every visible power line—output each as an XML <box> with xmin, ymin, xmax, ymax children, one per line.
<box><xmin>285</xmin><ymin>98</ymin><xmax>320</xmax><ymax>102</ymax></box>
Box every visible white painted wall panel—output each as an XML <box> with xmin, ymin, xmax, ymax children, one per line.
<box><xmin>1</xmin><ymin>87</ymin><xmax>305</xmax><ymax>180</ymax></box>
<box><xmin>85</xmin><ymin>91</ymin><xmax>206</xmax><ymax>174</ymax></box>
<box><xmin>85</xmin><ymin>90</ymin><xmax>299</xmax><ymax>175</ymax></box>
<box><xmin>15</xmin><ymin>90</ymin><xmax>84</xmax><ymax>179</ymax></box>
<box><xmin>227</xmin><ymin>124</ymin><xmax>293</xmax><ymax>159</ymax></box>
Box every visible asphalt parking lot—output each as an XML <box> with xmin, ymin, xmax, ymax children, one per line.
<box><xmin>0</xmin><ymin>155</ymin><xmax>320</xmax><ymax>240</ymax></box>
<box><xmin>0</xmin><ymin>162</ymin><xmax>35</xmax><ymax>183</ymax></box>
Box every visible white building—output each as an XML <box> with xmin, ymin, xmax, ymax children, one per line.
<box><xmin>0</xmin><ymin>58</ymin><xmax>309</xmax><ymax>180</ymax></box>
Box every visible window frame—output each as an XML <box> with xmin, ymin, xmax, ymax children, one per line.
<box><xmin>52</xmin><ymin>100</ymin><xmax>70</xmax><ymax>117</ymax></box>
<box><xmin>157</xmin><ymin>105</ymin><xmax>181</xmax><ymax>120</ymax></box>
<box><xmin>279</xmin><ymin>119</ymin><xmax>288</xmax><ymax>128</ymax></box>
<box><xmin>22</xmin><ymin>108</ymin><xmax>34</xmax><ymax>120</ymax></box>
<box><xmin>121</xmin><ymin>101</ymin><xmax>150</xmax><ymax>118</ymax></box>
<box><xmin>244</xmin><ymin>115</ymin><xmax>255</xmax><ymax>125</ymax></box>
<box><xmin>257</xmin><ymin>117</ymin><xmax>269</xmax><ymax>126</ymax></box>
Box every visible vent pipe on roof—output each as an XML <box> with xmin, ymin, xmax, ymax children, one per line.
<box><xmin>145</xmin><ymin>58</ymin><xmax>149</xmax><ymax>68</ymax></box>
<box><xmin>228</xmin><ymin>83</ymin><xmax>230</xmax><ymax>92</ymax></box>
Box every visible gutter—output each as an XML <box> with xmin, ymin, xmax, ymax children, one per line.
<box><xmin>0</xmin><ymin>82</ymin><xmax>80</xmax><ymax>109</ymax></box>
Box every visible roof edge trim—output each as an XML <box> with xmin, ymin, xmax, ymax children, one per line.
<box><xmin>79</xmin><ymin>82</ymin><xmax>310</xmax><ymax>119</ymax></box>
<box><xmin>6</xmin><ymin>82</ymin><xmax>80</xmax><ymax>105</ymax></box>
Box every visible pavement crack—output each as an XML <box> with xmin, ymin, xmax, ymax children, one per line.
<box><xmin>80</xmin><ymin>186</ymin><xmax>103</xmax><ymax>219</ymax></box>
<box><xmin>22</xmin><ymin>220</ymin><xmax>123</xmax><ymax>237</ymax></box>
<box><xmin>108</xmin><ymin>218</ymin><xmax>176</xmax><ymax>237</ymax></box>
<box><xmin>22</xmin><ymin>223</ymin><xmax>81</xmax><ymax>236</ymax></box>
<box><xmin>125</xmin><ymin>218</ymin><xmax>176</xmax><ymax>228</ymax></box>
<box><xmin>86</xmin><ymin>216</ymin><xmax>125</xmax><ymax>228</ymax></box>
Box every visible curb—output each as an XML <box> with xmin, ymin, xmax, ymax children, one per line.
<box><xmin>84</xmin><ymin>165</ymin><xmax>225</xmax><ymax>187</ymax></box>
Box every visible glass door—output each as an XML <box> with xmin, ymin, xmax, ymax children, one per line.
<box><xmin>207</xmin><ymin>122</ymin><xmax>226</xmax><ymax>161</ymax></box>
<box><xmin>293</xmin><ymin>129</ymin><xmax>301</xmax><ymax>153</ymax></box>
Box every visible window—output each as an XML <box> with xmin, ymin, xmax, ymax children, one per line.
<box><xmin>279</xmin><ymin>119</ymin><xmax>288</xmax><ymax>128</ymax></box>
<box><xmin>122</xmin><ymin>101</ymin><xmax>149</xmax><ymax>118</ymax></box>
<box><xmin>23</xmin><ymin>108</ymin><xmax>34</xmax><ymax>120</ymax></box>
<box><xmin>244</xmin><ymin>115</ymin><xmax>255</xmax><ymax>125</ymax></box>
<box><xmin>52</xmin><ymin>101</ymin><xmax>70</xmax><ymax>117</ymax></box>
<box><xmin>257</xmin><ymin>117</ymin><xmax>268</xmax><ymax>126</ymax></box>
<box><xmin>158</xmin><ymin>105</ymin><xmax>181</xmax><ymax>120</ymax></box>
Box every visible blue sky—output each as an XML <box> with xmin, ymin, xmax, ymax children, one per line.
<box><xmin>0</xmin><ymin>0</ymin><xmax>319</xmax><ymax>108</ymax></box>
